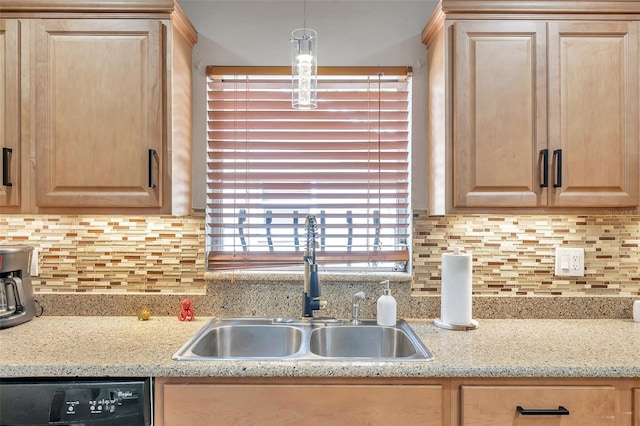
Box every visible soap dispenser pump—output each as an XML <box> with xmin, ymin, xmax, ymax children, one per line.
<box><xmin>376</xmin><ymin>280</ymin><xmax>397</xmax><ymax>326</ymax></box>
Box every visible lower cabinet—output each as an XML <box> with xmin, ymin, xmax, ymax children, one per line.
<box><xmin>155</xmin><ymin>377</ymin><xmax>640</xmax><ymax>426</ymax></box>
<box><xmin>155</xmin><ymin>377</ymin><xmax>446</xmax><ymax>426</ymax></box>
<box><xmin>459</xmin><ymin>384</ymin><xmax>615</xmax><ymax>425</ymax></box>
<box><xmin>452</xmin><ymin>378</ymin><xmax>638</xmax><ymax>426</ymax></box>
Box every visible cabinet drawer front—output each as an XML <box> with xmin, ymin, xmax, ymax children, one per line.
<box><xmin>461</xmin><ymin>385</ymin><xmax>615</xmax><ymax>426</ymax></box>
<box><xmin>161</xmin><ymin>384</ymin><xmax>442</xmax><ymax>426</ymax></box>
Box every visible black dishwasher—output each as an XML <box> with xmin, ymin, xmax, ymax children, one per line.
<box><xmin>0</xmin><ymin>377</ymin><xmax>151</xmax><ymax>426</ymax></box>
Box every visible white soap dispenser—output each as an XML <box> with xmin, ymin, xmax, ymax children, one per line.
<box><xmin>376</xmin><ymin>280</ymin><xmax>397</xmax><ymax>326</ymax></box>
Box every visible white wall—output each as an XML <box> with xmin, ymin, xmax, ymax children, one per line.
<box><xmin>178</xmin><ymin>0</ymin><xmax>438</xmax><ymax>210</ymax></box>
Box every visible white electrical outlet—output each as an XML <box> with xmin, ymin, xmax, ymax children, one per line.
<box><xmin>554</xmin><ymin>247</ymin><xmax>584</xmax><ymax>277</ymax></box>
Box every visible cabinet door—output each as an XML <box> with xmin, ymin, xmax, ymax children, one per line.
<box><xmin>0</xmin><ymin>20</ymin><xmax>20</xmax><ymax>208</ymax></box>
<box><xmin>34</xmin><ymin>20</ymin><xmax>163</xmax><ymax>208</ymax></box>
<box><xmin>548</xmin><ymin>21</ymin><xmax>639</xmax><ymax>207</ymax></box>
<box><xmin>460</xmin><ymin>385</ymin><xmax>616</xmax><ymax>426</ymax></box>
<box><xmin>453</xmin><ymin>21</ymin><xmax>547</xmax><ymax>208</ymax></box>
<box><xmin>160</xmin><ymin>383</ymin><xmax>443</xmax><ymax>426</ymax></box>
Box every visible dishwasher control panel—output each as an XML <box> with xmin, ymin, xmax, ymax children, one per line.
<box><xmin>0</xmin><ymin>377</ymin><xmax>151</xmax><ymax>425</ymax></box>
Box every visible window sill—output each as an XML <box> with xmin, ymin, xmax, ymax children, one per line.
<box><xmin>205</xmin><ymin>270</ymin><xmax>411</xmax><ymax>285</ymax></box>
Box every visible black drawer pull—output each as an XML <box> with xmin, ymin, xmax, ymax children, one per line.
<box><xmin>553</xmin><ymin>149</ymin><xmax>562</xmax><ymax>188</ymax></box>
<box><xmin>3</xmin><ymin>147</ymin><xmax>13</xmax><ymax>187</ymax></box>
<box><xmin>539</xmin><ymin>149</ymin><xmax>549</xmax><ymax>188</ymax></box>
<box><xmin>148</xmin><ymin>148</ymin><xmax>157</xmax><ymax>188</ymax></box>
<box><xmin>517</xmin><ymin>405</ymin><xmax>570</xmax><ymax>416</ymax></box>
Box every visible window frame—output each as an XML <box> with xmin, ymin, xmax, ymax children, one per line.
<box><xmin>205</xmin><ymin>66</ymin><xmax>413</xmax><ymax>273</ymax></box>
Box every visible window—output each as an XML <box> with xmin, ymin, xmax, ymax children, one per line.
<box><xmin>206</xmin><ymin>66</ymin><xmax>411</xmax><ymax>272</ymax></box>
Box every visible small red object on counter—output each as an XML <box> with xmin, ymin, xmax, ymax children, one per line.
<box><xmin>178</xmin><ymin>298</ymin><xmax>194</xmax><ymax>321</ymax></box>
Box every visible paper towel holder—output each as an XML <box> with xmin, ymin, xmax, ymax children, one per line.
<box><xmin>433</xmin><ymin>318</ymin><xmax>479</xmax><ymax>331</ymax></box>
<box><xmin>437</xmin><ymin>246</ymin><xmax>477</xmax><ymax>331</ymax></box>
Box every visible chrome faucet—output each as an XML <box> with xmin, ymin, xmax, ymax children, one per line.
<box><xmin>351</xmin><ymin>291</ymin><xmax>366</xmax><ymax>324</ymax></box>
<box><xmin>302</xmin><ymin>215</ymin><xmax>326</xmax><ymax>317</ymax></box>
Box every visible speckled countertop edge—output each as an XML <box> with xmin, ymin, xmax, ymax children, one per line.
<box><xmin>1</xmin><ymin>316</ymin><xmax>639</xmax><ymax>379</ymax></box>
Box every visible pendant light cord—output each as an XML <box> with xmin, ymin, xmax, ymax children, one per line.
<box><xmin>303</xmin><ymin>0</ymin><xmax>307</xmax><ymax>29</ymax></box>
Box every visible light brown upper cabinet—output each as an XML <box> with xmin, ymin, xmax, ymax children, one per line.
<box><xmin>0</xmin><ymin>20</ymin><xmax>20</xmax><ymax>208</ymax></box>
<box><xmin>547</xmin><ymin>21</ymin><xmax>639</xmax><ymax>208</ymax></box>
<box><xmin>0</xmin><ymin>1</ymin><xmax>196</xmax><ymax>214</ymax></box>
<box><xmin>452</xmin><ymin>21</ymin><xmax>547</xmax><ymax>209</ymax></box>
<box><xmin>423</xmin><ymin>1</ymin><xmax>640</xmax><ymax>214</ymax></box>
<box><xmin>34</xmin><ymin>20</ymin><xmax>163</xmax><ymax>209</ymax></box>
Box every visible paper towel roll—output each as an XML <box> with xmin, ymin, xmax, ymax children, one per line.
<box><xmin>441</xmin><ymin>248</ymin><xmax>472</xmax><ymax>326</ymax></box>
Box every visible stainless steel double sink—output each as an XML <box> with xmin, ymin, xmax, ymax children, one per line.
<box><xmin>173</xmin><ymin>317</ymin><xmax>433</xmax><ymax>361</ymax></box>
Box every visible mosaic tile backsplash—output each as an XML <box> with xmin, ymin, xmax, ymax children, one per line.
<box><xmin>0</xmin><ymin>215</ymin><xmax>206</xmax><ymax>293</ymax></box>
<box><xmin>1</xmin><ymin>212</ymin><xmax>638</xmax><ymax>296</ymax></box>
<box><xmin>412</xmin><ymin>211</ymin><xmax>640</xmax><ymax>296</ymax></box>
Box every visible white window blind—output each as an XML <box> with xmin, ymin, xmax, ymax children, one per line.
<box><xmin>206</xmin><ymin>66</ymin><xmax>411</xmax><ymax>271</ymax></box>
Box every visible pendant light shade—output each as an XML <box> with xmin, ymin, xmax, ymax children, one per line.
<box><xmin>291</xmin><ymin>27</ymin><xmax>317</xmax><ymax>109</ymax></box>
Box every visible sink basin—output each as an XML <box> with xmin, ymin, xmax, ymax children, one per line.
<box><xmin>172</xmin><ymin>318</ymin><xmax>432</xmax><ymax>361</ymax></box>
<box><xmin>309</xmin><ymin>326</ymin><xmax>417</xmax><ymax>358</ymax></box>
<box><xmin>174</xmin><ymin>318</ymin><xmax>305</xmax><ymax>360</ymax></box>
<box><xmin>190</xmin><ymin>324</ymin><xmax>304</xmax><ymax>358</ymax></box>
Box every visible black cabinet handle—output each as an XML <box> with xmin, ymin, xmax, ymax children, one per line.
<box><xmin>539</xmin><ymin>149</ymin><xmax>549</xmax><ymax>188</ymax></box>
<box><xmin>3</xmin><ymin>147</ymin><xmax>13</xmax><ymax>187</ymax></box>
<box><xmin>553</xmin><ymin>149</ymin><xmax>562</xmax><ymax>188</ymax></box>
<box><xmin>517</xmin><ymin>405</ymin><xmax>570</xmax><ymax>416</ymax></box>
<box><xmin>148</xmin><ymin>149</ymin><xmax>157</xmax><ymax>188</ymax></box>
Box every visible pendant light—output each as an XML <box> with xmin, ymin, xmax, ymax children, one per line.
<box><xmin>291</xmin><ymin>0</ymin><xmax>317</xmax><ymax>109</ymax></box>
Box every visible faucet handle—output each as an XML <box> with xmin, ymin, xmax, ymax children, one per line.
<box><xmin>352</xmin><ymin>291</ymin><xmax>366</xmax><ymax>302</ymax></box>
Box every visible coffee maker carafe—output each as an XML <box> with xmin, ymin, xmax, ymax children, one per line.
<box><xmin>0</xmin><ymin>245</ymin><xmax>36</xmax><ymax>329</ymax></box>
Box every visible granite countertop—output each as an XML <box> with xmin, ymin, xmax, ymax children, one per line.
<box><xmin>1</xmin><ymin>316</ymin><xmax>639</xmax><ymax>379</ymax></box>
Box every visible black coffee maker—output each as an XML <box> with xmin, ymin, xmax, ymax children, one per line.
<box><xmin>0</xmin><ymin>245</ymin><xmax>36</xmax><ymax>329</ymax></box>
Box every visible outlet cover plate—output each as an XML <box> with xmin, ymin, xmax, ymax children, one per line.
<box><xmin>554</xmin><ymin>247</ymin><xmax>584</xmax><ymax>277</ymax></box>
